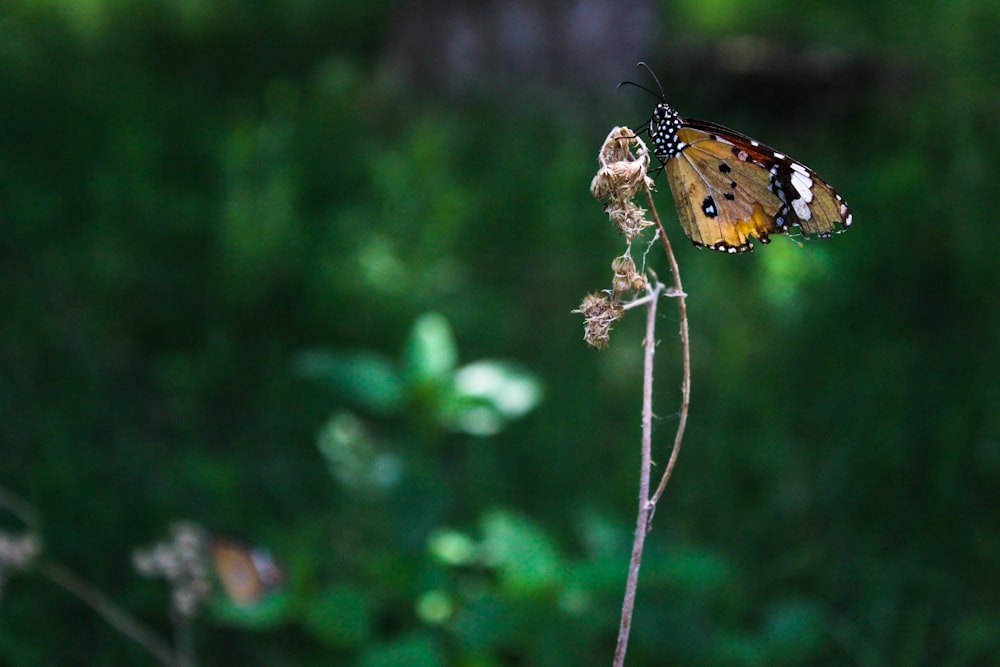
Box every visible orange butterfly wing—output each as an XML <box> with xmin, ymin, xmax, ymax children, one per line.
<box><xmin>212</xmin><ymin>540</ymin><xmax>284</xmax><ymax>605</ymax></box>
<box><xmin>653</xmin><ymin>110</ymin><xmax>852</xmax><ymax>253</ymax></box>
<box><xmin>665</xmin><ymin>127</ymin><xmax>780</xmax><ymax>252</ymax></box>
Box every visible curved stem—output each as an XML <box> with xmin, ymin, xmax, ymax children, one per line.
<box><xmin>643</xmin><ymin>186</ymin><xmax>691</xmax><ymax>513</ymax></box>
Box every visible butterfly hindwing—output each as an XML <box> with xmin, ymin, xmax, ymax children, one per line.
<box><xmin>690</xmin><ymin>119</ymin><xmax>852</xmax><ymax>239</ymax></box>
<box><xmin>648</xmin><ymin>103</ymin><xmax>852</xmax><ymax>253</ymax></box>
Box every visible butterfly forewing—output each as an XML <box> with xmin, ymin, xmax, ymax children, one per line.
<box><xmin>648</xmin><ymin>103</ymin><xmax>852</xmax><ymax>253</ymax></box>
<box><xmin>666</xmin><ymin>126</ymin><xmax>783</xmax><ymax>252</ymax></box>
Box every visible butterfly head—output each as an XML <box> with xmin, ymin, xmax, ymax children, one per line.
<box><xmin>648</xmin><ymin>103</ymin><xmax>685</xmax><ymax>163</ymax></box>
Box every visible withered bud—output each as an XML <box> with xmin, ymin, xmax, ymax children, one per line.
<box><xmin>574</xmin><ymin>292</ymin><xmax>624</xmax><ymax>350</ymax></box>
<box><xmin>611</xmin><ymin>255</ymin><xmax>648</xmax><ymax>297</ymax></box>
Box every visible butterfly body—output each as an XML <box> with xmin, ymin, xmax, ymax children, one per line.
<box><xmin>647</xmin><ymin>102</ymin><xmax>852</xmax><ymax>253</ymax></box>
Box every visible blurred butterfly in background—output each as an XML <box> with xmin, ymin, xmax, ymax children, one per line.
<box><xmin>623</xmin><ymin>63</ymin><xmax>853</xmax><ymax>253</ymax></box>
<box><xmin>211</xmin><ymin>538</ymin><xmax>285</xmax><ymax>605</ymax></box>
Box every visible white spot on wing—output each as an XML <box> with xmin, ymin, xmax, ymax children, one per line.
<box><xmin>792</xmin><ymin>197</ymin><xmax>812</xmax><ymax>220</ymax></box>
<box><xmin>791</xmin><ymin>170</ymin><xmax>814</xmax><ymax>203</ymax></box>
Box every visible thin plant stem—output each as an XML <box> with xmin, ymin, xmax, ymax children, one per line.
<box><xmin>612</xmin><ymin>185</ymin><xmax>693</xmax><ymax>667</ymax></box>
<box><xmin>612</xmin><ymin>279</ymin><xmax>664</xmax><ymax>667</ymax></box>
<box><xmin>643</xmin><ymin>185</ymin><xmax>692</xmax><ymax>513</ymax></box>
<box><xmin>37</xmin><ymin>560</ymin><xmax>179</xmax><ymax>667</ymax></box>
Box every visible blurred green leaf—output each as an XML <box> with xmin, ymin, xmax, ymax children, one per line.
<box><xmin>210</xmin><ymin>591</ymin><xmax>291</xmax><ymax>629</ymax></box>
<box><xmin>446</xmin><ymin>361</ymin><xmax>542</xmax><ymax>436</ymax></box>
<box><xmin>358</xmin><ymin>633</ymin><xmax>445</xmax><ymax>667</ymax></box>
<box><xmin>316</xmin><ymin>411</ymin><xmax>402</xmax><ymax>491</ymax></box>
<box><xmin>300</xmin><ymin>584</ymin><xmax>373</xmax><ymax>648</ymax></box>
<box><xmin>449</xmin><ymin>595</ymin><xmax>532</xmax><ymax>652</ymax></box>
<box><xmin>403</xmin><ymin>312</ymin><xmax>458</xmax><ymax>390</ymax></box>
<box><xmin>415</xmin><ymin>589</ymin><xmax>453</xmax><ymax>625</ymax></box>
<box><xmin>295</xmin><ymin>350</ymin><xmax>403</xmax><ymax>415</ymax></box>
<box><xmin>480</xmin><ymin>511</ymin><xmax>563</xmax><ymax>595</ymax></box>
<box><xmin>428</xmin><ymin>528</ymin><xmax>478</xmax><ymax>566</ymax></box>
<box><xmin>762</xmin><ymin>599</ymin><xmax>823</xmax><ymax>661</ymax></box>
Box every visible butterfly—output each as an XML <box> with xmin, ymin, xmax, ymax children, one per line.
<box><xmin>624</xmin><ymin>63</ymin><xmax>853</xmax><ymax>254</ymax></box>
<box><xmin>211</xmin><ymin>538</ymin><xmax>285</xmax><ymax>605</ymax></box>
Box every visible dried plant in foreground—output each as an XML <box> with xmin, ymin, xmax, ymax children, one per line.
<box><xmin>578</xmin><ymin>126</ymin><xmax>692</xmax><ymax>667</ymax></box>
<box><xmin>1</xmin><ymin>486</ymin><xmax>284</xmax><ymax>667</ymax></box>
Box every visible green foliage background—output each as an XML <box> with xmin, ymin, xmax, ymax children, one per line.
<box><xmin>2</xmin><ymin>1</ymin><xmax>998</xmax><ymax>665</ymax></box>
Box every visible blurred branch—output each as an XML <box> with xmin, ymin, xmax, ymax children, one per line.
<box><xmin>1</xmin><ymin>485</ymin><xmax>190</xmax><ymax>667</ymax></box>
<box><xmin>0</xmin><ymin>485</ymin><xmax>42</xmax><ymax>530</ymax></box>
<box><xmin>170</xmin><ymin>606</ymin><xmax>198</xmax><ymax>667</ymax></box>
<box><xmin>37</xmin><ymin>560</ymin><xmax>182</xmax><ymax>667</ymax></box>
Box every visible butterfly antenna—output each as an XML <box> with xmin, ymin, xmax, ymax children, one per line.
<box><xmin>617</xmin><ymin>79</ymin><xmax>664</xmax><ymax>101</ymax></box>
<box><xmin>635</xmin><ymin>61</ymin><xmax>666</xmax><ymax>100</ymax></box>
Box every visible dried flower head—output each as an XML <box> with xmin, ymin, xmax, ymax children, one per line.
<box><xmin>590</xmin><ymin>127</ymin><xmax>655</xmax><ymax>243</ymax></box>
<box><xmin>133</xmin><ymin>521</ymin><xmax>212</xmax><ymax>618</ymax></box>
<box><xmin>576</xmin><ymin>126</ymin><xmax>659</xmax><ymax>349</ymax></box>
<box><xmin>574</xmin><ymin>292</ymin><xmax>624</xmax><ymax>350</ymax></box>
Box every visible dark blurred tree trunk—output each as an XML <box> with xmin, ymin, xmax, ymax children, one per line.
<box><xmin>385</xmin><ymin>0</ymin><xmax>656</xmax><ymax>99</ymax></box>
